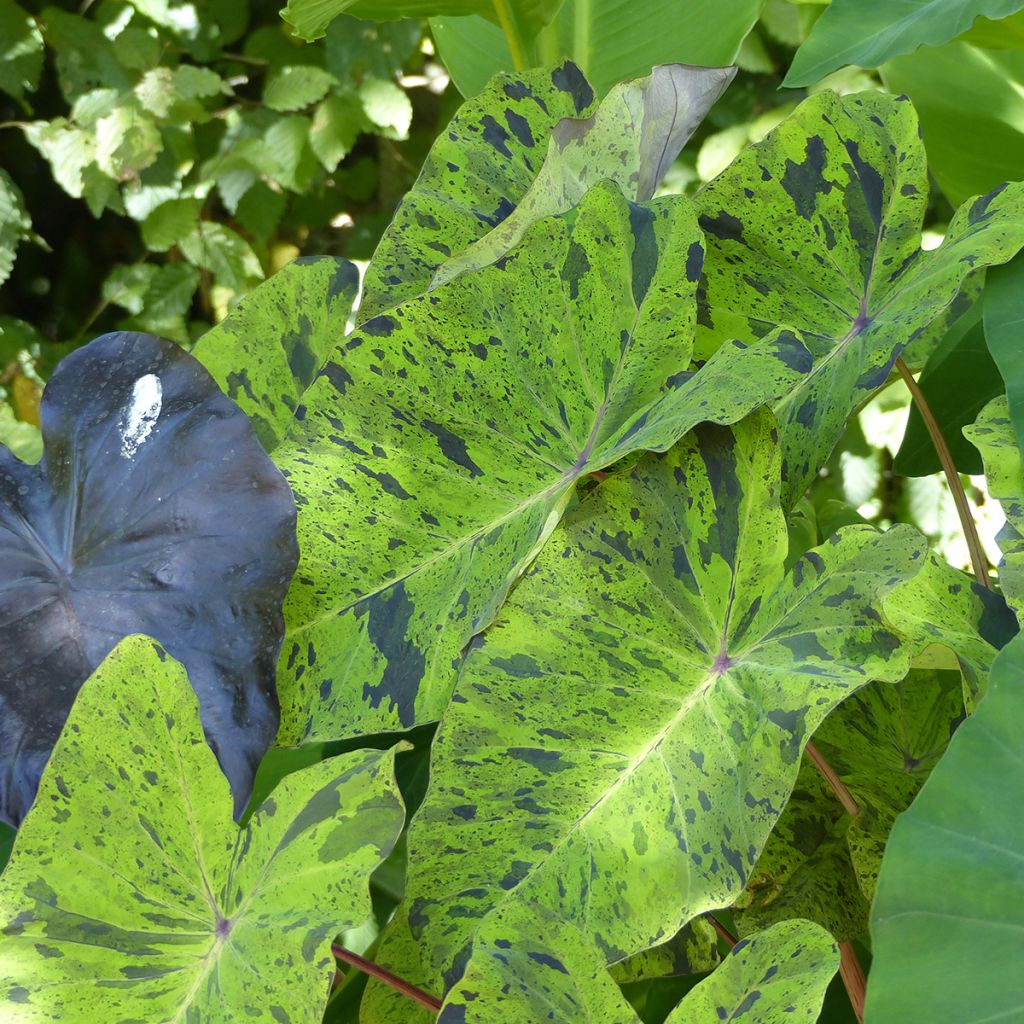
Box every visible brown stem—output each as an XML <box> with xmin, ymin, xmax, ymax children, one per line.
<box><xmin>331</xmin><ymin>945</ymin><xmax>441</xmax><ymax>1014</ymax></box>
<box><xmin>839</xmin><ymin>942</ymin><xmax>866</xmax><ymax>1024</ymax></box>
<box><xmin>704</xmin><ymin>912</ymin><xmax>738</xmax><ymax>948</ymax></box>
<box><xmin>589</xmin><ymin>470</ymin><xmax>609</xmax><ymax>482</ymax></box>
<box><xmin>895</xmin><ymin>357</ymin><xmax>991</xmax><ymax>588</ymax></box>
<box><xmin>805</xmin><ymin>740</ymin><xmax>860</xmax><ymax>818</ymax></box>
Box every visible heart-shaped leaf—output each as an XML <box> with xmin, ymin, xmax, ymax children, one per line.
<box><xmin>0</xmin><ymin>331</ymin><xmax>298</xmax><ymax>825</ymax></box>
<box><xmin>364</xmin><ymin>410</ymin><xmax>923</xmax><ymax>1010</ymax></box>
<box><xmin>693</xmin><ymin>89</ymin><xmax>1024</xmax><ymax>505</ymax></box>
<box><xmin>868</xmin><ymin>631</ymin><xmax>1024</xmax><ymax>1024</ymax></box>
<box><xmin>274</xmin><ymin>183</ymin><xmax>810</xmax><ymax>744</ymax></box>
<box><xmin>0</xmin><ymin>635</ymin><xmax>405</xmax><ymax>1022</ymax></box>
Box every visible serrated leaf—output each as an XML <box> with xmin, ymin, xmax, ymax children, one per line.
<box><xmin>368</xmin><ymin>411</ymin><xmax>923</xmax><ymax>1009</ymax></box>
<box><xmin>694</xmin><ymin>89</ymin><xmax>1024</xmax><ymax>506</ymax></box>
<box><xmin>0</xmin><ymin>170</ymin><xmax>31</xmax><ymax>287</ymax></box>
<box><xmin>40</xmin><ymin>6</ymin><xmax>130</xmax><ymax>100</ymax></box>
<box><xmin>264</xmin><ymin>64</ymin><xmax>338</xmax><ymax>112</ymax></box>
<box><xmin>868</xmin><ymin>631</ymin><xmax>1024</xmax><ymax>1024</ymax></box>
<box><xmin>359</xmin><ymin>77</ymin><xmax>412</xmax><ymax>138</ymax></box>
<box><xmin>281</xmin><ymin>0</ymin><xmax>559</xmax><ymax>43</ymax></box>
<box><xmin>263</xmin><ymin>114</ymin><xmax>317</xmax><ymax>192</ymax></box>
<box><xmin>429</xmin><ymin>63</ymin><xmax>734</xmax><ymax>292</ymax></box>
<box><xmin>664</xmin><ymin>920</ymin><xmax>838</xmax><ymax>1024</ymax></box>
<box><xmin>785</xmin><ymin>0</ymin><xmax>1024</xmax><ymax>86</ymax></box>
<box><xmin>136</xmin><ymin>262</ymin><xmax>199</xmax><ymax>324</ymax></box>
<box><xmin>235</xmin><ymin>180</ymin><xmax>288</xmax><ymax>244</ymax></box>
<box><xmin>94</xmin><ymin>105</ymin><xmax>163</xmax><ymax>180</ymax></box>
<box><xmin>192</xmin><ymin>256</ymin><xmax>359</xmax><ymax>451</ymax></box>
<box><xmin>141</xmin><ymin>196</ymin><xmax>202</xmax><ymax>251</ymax></box>
<box><xmin>179</xmin><ymin>222</ymin><xmax>264</xmax><ymax>293</ymax></box>
<box><xmin>22</xmin><ymin>119</ymin><xmax>96</xmax><ymax>198</ymax></box>
<box><xmin>134</xmin><ymin>66</ymin><xmax>176</xmax><ymax>117</ymax></box>
<box><xmin>0</xmin><ymin>0</ymin><xmax>43</xmax><ymax>104</ymax></box>
<box><xmin>173</xmin><ymin>63</ymin><xmax>229</xmax><ymax>99</ymax></box>
<box><xmin>0</xmin><ymin>332</ymin><xmax>297</xmax><ymax>825</ymax></box>
<box><xmin>272</xmin><ymin>183</ymin><xmax>811</xmax><ymax>746</ymax></box>
<box><xmin>310</xmin><ymin>91</ymin><xmax>364</xmax><ymax>171</ymax></box>
<box><xmin>360</xmin><ymin>60</ymin><xmax>598</xmax><ymax>321</ymax></box>
<box><xmin>965</xmin><ymin>395</ymin><xmax>1024</xmax><ymax>619</ymax></box>
<box><xmin>0</xmin><ymin>635</ymin><xmax>405</xmax><ymax>1022</ymax></box>
<box><xmin>101</xmin><ymin>262</ymin><xmax>159</xmax><ymax>314</ymax></box>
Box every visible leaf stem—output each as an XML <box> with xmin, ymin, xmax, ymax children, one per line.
<box><xmin>895</xmin><ymin>357</ymin><xmax>991</xmax><ymax>587</ymax></box>
<box><xmin>331</xmin><ymin>944</ymin><xmax>441</xmax><ymax>1014</ymax></box>
<box><xmin>705</xmin><ymin>912</ymin><xmax>738</xmax><ymax>947</ymax></box>
<box><xmin>839</xmin><ymin>942</ymin><xmax>866</xmax><ymax>1024</ymax></box>
<box><xmin>805</xmin><ymin>740</ymin><xmax>859</xmax><ymax>818</ymax></box>
<box><xmin>492</xmin><ymin>0</ymin><xmax>528</xmax><ymax>70</ymax></box>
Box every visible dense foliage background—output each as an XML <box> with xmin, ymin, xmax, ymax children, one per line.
<box><xmin>2</xmin><ymin>1</ymin><xmax>1024</xmax><ymax>1022</ymax></box>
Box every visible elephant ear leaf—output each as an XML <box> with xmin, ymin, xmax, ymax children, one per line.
<box><xmin>664</xmin><ymin>919</ymin><xmax>839</xmax><ymax>1024</ymax></box>
<box><xmin>364</xmin><ymin>410</ymin><xmax>924</xmax><ymax>1011</ymax></box>
<box><xmin>0</xmin><ymin>636</ymin><xmax>406</xmax><ymax>1023</ymax></box>
<box><xmin>965</xmin><ymin>395</ymin><xmax>1024</xmax><ymax>621</ymax></box>
<box><xmin>0</xmin><ymin>331</ymin><xmax>298</xmax><ymax>826</ymax></box>
<box><xmin>274</xmin><ymin>183</ymin><xmax>810</xmax><ymax>745</ymax></box>
<box><xmin>869</xmin><ymin>631</ymin><xmax>1024</xmax><ymax>1024</ymax></box>
<box><xmin>429</xmin><ymin>62</ymin><xmax>735</xmax><ymax>291</ymax></box>
<box><xmin>694</xmin><ymin>89</ymin><xmax>1024</xmax><ymax>505</ymax></box>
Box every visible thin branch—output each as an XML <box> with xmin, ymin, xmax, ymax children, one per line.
<box><xmin>704</xmin><ymin>912</ymin><xmax>738</xmax><ymax>948</ymax></box>
<box><xmin>895</xmin><ymin>357</ymin><xmax>991</xmax><ymax>588</ymax></box>
<box><xmin>805</xmin><ymin>740</ymin><xmax>860</xmax><ymax>818</ymax></box>
<box><xmin>331</xmin><ymin>944</ymin><xmax>441</xmax><ymax>1014</ymax></box>
<box><xmin>839</xmin><ymin>942</ymin><xmax>866</xmax><ymax>1024</ymax></box>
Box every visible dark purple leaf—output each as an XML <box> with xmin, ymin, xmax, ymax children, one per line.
<box><xmin>0</xmin><ymin>332</ymin><xmax>298</xmax><ymax>826</ymax></box>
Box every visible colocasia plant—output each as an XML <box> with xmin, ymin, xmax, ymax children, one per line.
<box><xmin>2</xmin><ymin>59</ymin><xmax>1024</xmax><ymax>1024</ymax></box>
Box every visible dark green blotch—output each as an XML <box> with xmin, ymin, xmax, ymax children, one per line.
<box><xmin>781</xmin><ymin>135</ymin><xmax>828</xmax><ymax>221</ymax></box>
<box><xmin>422</xmin><ymin>420</ymin><xmax>484</xmax><ymax>478</ymax></box>
<box><xmin>362</xmin><ymin>582</ymin><xmax>425</xmax><ymax>727</ymax></box>
<box><xmin>550</xmin><ymin>61</ymin><xmax>594</xmax><ymax>114</ymax></box>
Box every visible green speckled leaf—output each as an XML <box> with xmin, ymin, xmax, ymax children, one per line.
<box><xmin>0</xmin><ymin>636</ymin><xmax>405</xmax><ymax>1023</ymax></box>
<box><xmin>868</xmin><ymin>632</ymin><xmax>1024</xmax><ymax>1024</ymax></box>
<box><xmin>367</xmin><ymin>410</ymin><xmax>923</xmax><ymax>1008</ymax></box>
<box><xmin>429</xmin><ymin>63</ymin><xmax>735</xmax><ymax>291</ymax></box>
<box><xmin>664</xmin><ymin>919</ymin><xmax>839</xmax><ymax>1024</ymax></box>
<box><xmin>882</xmin><ymin>551</ymin><xmax>1015</xmax><ymax>706</ymax></box>
<box><xmin>610</xmin><ymin>917</ymin><xmax>720</xmax><ymax>984</ymax></box>
<box><xmin>192</xmin><ymin>256</ymin><xmax>359</xmax><ymax>452</ymax></box>
<box><xmin>734</xmin><ymin>762</ymin><xmax>868</xmax><ymax>942</ymax></box>
<box><xmin>274</xmin><ymin>183</ymin><xmax>811</xmax><ymax>744</ymax></box>
<box><xmin>694</xmin><ymin>89</ymin><xmax>1024</xmax><ymax>505</ymax></box>
<box><xmin>965</xmin><ymin>395</ymin><xmax>1024</xmax><ymax>619</ymax></box>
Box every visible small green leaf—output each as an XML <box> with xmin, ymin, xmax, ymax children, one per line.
<box><xmin>310</xmin><ymin>92</ymin><xmax>364</xmax><ymax>171</ymax></box>
<box><xmin>0</xmin><ymin>635</ymin><xmax>406</xmax><ymax>1021</ymax></box>
<box><xmin>179</xmin><ymin>221</ymin><xmax>264</xmax><ymax>293</ymax></box>
<box><xmin>0</xmin><ymin>0</ymin><xmax>43</xmax><ymax>104</ymax></box>
<box><xmin>101</xmin><ymin>262</ymin><xmax>159</xmax><ymax>314</ymax></box>
<box><xmin>0</xmin><ymin>171</ymin><xmax>31</xmax><ymax>287</ymax></box>
<box><xmin>664</xmin><ymin>920</ymin><xmax>839</xmax><ymax>1024</ymax></box>
<box><xmin>785</xmin><ymin>0</ymin><xmax>1024</xmax><ymax>86</ymax></box>
<box><xmin>359</xmin><ymin>77</ymin><xmax>412</xmax><ymax>138</ymax></box>
<box><xmin>141</xmin><ymin>196</ymin><xmax>202</xmax><ymax>251</ymax></box>
<box><xmin>965</xmin><ymin>396</ymin><xmax>1024</xmax><ymax>619</ymax></box>
<box><xmin>264</xmin><ymin>64</ymin><xmax>338</xmax><ymax>112</ymax></box>
<box><xmin>192</xmin><ymin>256</ymin><xmax>359</xmax><ymax>451</ymax></box>
<box><xmin>22</xmin><ymin>119</ymin><xmax>95</xmax><ymax>198</ymax></box>
<box><xmin>868</xmin><ymin>631</ymin><xmax>1024</xmax><ymax>1024</ymax></box>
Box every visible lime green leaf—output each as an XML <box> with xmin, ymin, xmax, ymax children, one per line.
<box><xmin>264</xmin><ymin>64</ymin><xmax>338</xmax><ymax>112</ymax></box>
<box><xmin>180</xmin><ymin>221</ymin><xmax>264</xmax><ymax>293</ymax></box>
<box><xmin>174</xmin><ymin>63</ymin><xmax>229</xmax><ymax>99</ymax></box>
<box><xmin>0</xmin><ymin>405</ymin><xmax>42</xmax><ymax>463</ymax></box>
<box><xmin>431</xmin><ymin>0</ymin><xmax>759</xmax><ymax>100</ymax></box>
<box><xmin>894</xmin><ymin>300</ymin><xmax>1001</xmax><ymax>476</ymax></box>
<box><xmin>785</xmin><ymin>0</ymin><xmax>1024</xmax><ymax>86</ymax></box>
<box><xmin>0</xmin><ymin>171</ymin><xmax>31</xmax><ymax>287</ymax></box>
<box><xmin>359</xmin><ymin>77</ymin><xmax>412</xmax><ymax>138</ymax></box>
<box><xmin>141</xmin><ymin>196</ymin><xmax>202</xmax><ymax>251</ymax></box>
<box><xmin>0</xmin><ymin>636</ymin><xmax>406</xmax><ymax>1022</ymax></box>
<box><xmin>193</xmin><ymin>256</ymin><xmax>359</xmax><ymax>451</ymax></box>
<box><xmin>984</xmin><ymin>253</ymin><xmax>1024</xmax><ymax>450</ymax></box>
<box><xmin>360</xmin><ymin>60</ymin><xmax>598</xmax><ymax>321</ymax></box>
<box><xmin>281</xmin><ymin>0</ymin><xmax>559</xmax><ymax>44</ymax></box>
<box><xmin>371</xmin><ymin>411</ymin><xmax>923</xmax><ymax>1005</ymax></box>
<box><xmin>610</xmin><ymin>919</ymin><xmax>720</xmax><ymax>984</ymax></box>
<box><xmin>101</xmin><ymin>262</ymin><xmax>159</xmax><ymax>314</ymax></box>
<box><xmin>40</xmin><ymin>7</ymin><xmax>130</xmax><ymax>100</ymax></box>
<box><xmin>310</xmin><ymin>92</ymin><xmax>364</xmax><ymax>170</ymax></box>
<box><xmin>965</xmin><ymin>396</ymin><xmax>1024</xmax><ymax>619</ymax></box>
<box><xmin>134</xmin><ymin>66</ymin><xmax>177</xmax><ymax>117</ymax></box>
<box><xmin>665</xmin><ymin>920</ymin><xmax>838</xmax><ymax>1024</ymax></box>
<box><xmin>694</xmin><ymin>89</ymin><xmax>1024</xmax><ymax>506</ymax></box>
<box><xmin>882</xmin><ymin>42</ymin><xmax>1024</xmax><ymax>207</ymax></box>
<box><xmin>94</xmin><ymin>106</ymin><xmax>163</xmax><ymax>180</ymax></box>
<box><xmin>428</xmin><ymin>63</ymin><xmax>734</xmax><ymax>291</ymax></box>
<box><xmin>263</xmin><ymin>115</ymin><xmax>318</xmax><ymax>192</ymax></box>
<box><xmin>22</xmin><ymin>119</ymin><xmax>95</xmax><ymax>198</ymax></box>
<box><xmin>868</xmin><ymin>631</ymin><xmax>1024</xmax><ymax>1024</ymax></box>
<box><xmin>273</xmin><ymin>184</ymin><xmax>810</xmax><ymax>746</ymax></box>
<box><xmin>0</xmin><ymin>0</ymin><xmax>43</xmax><ymax>104</ymax></box>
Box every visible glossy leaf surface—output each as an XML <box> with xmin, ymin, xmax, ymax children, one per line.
<box><xmin>367</xmin><ymin>411</ymin><xmax>923</xmax><ymax>1010</ymax></box>
<box><xmin>274</xmin><ymin>184</ymin><xmax>811</xmax><ymax>744</ymax></box>
<box><xmin>868</xmin><ymin>632</ymin><xmax>1024</xmax><ymax>1024</ymax></box>
<box><xmin>0</xmin><ymin>636</ymin><xmax>406</xmax><ymax>1022</ymax></box>
<box><xmin>694</xmin><ymin>89</ymin><xmax>1024</xmax><ymax>505</ymax></box>
<box><xmin>0</xmin><ymin>332</ymin><xmax>298</xmax><ymax>825</ymax></box>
